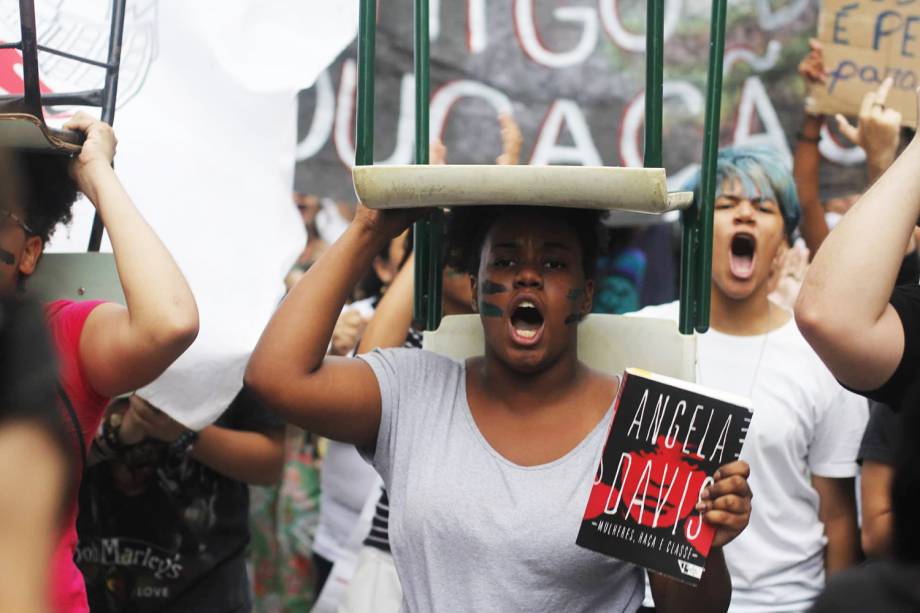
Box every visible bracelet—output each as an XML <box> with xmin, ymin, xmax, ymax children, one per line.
<box><xmin>169</xmin><ymin>429</ymin><xmax>200</xmax><ymax>456</ymax></box>
<box><xmin>92</xmin><ymin>436</ymin><xmax>117</xmax><ymax>460</ymax></box>
<box><xmin>796</xmin><ymin>131</ymin><xmax>821</xmax><ymax>144</ymax></box>
<box><xmin>100</xmin><ymin>413</ymin><xmax>126</xmax><ymax>455</ymax></box>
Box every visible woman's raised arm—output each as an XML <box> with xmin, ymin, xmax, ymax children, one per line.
<box><xmin>245</xmin><ymin>205</ymin><xmax>418</xmax><ymax>447</ymax></box>
<box><xmin>796</xmin><ymin>90</ymin><xmax>920</xmax><ymax>391</ymax></box>
<box><xmin>65</xmin><ymin>113</ymin><xmax>199</xmax><ymax>399</ymax></box>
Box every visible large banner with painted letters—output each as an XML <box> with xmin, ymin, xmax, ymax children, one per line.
<box><xmin>294</xmin><ymin>0</ymin><xmax>869</xmax><ymax>214</ymax></box>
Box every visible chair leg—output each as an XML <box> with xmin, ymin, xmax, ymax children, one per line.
<box><xmin>643</xmin><ymin>0</ymin><xmax>664</xmax><ymax>169</ymax></box>
<box><xmin>17</xmin><ymin>0</ymin><xmax>40</xmax><ymax>116</ymax></box>
<box><xmin>413</xmin><ymin>221</ymin><xmax>430</xmax><ymax>327</ymax></box>
<box><xmin>693</xmin><ymin>0</ymin><xmax>728</xmax><ymax>334</ymax></box>
<box><xmin>100</xmin><ymin>0</ymin><xmax>128</xmax><ymax>125</ymax></box>
<box><xmin>88</xmin><ymin>0</ymin><xmax>129</xmax><ymax>253</ymax></box>
<box><xmin>413</xmin><ymin>0</ymin><xmax>435</xmax><ymax>329</ymax></box>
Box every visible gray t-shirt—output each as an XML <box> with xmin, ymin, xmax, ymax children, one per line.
<box><xmin>359</xmin><ymin>348</ymin><xmax>644</xmax><ymax>612</ymax></box>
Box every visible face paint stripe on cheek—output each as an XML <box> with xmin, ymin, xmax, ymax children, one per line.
<box><xmin>480</xmin><ymin>280</ymin><xmax>508</xmax><ymax>295</ymax></box>
<box><xmin>565</xmin><ymin>287</ymin><xmax>586</xmax><ymax>325</ymax></box>
<box><xmin>479</xmin><ymin>301</ymin><xmax>503</xmax><ymax>318</ymax></box>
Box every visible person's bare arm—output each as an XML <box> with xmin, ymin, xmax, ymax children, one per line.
<box><xmin>795</xmin><ymin>88</ymin><xmax>920</xmax><ymax>391</ymax></box>
<box><xmin>245</xmin><ymin>206</ymin><xmax>420</xmax><ymax>447</ymax></box>
<box><xmin>795</xmin><ymin>41</ymin><xmax>829</xmax><ymax>255</ymax></box>
<box><xmin>0</xmin><ymin>421</ymin><xmax>65</xmax><ymax>613</ymax></box>
<box><xmin>796</xmin><ymin>116</ymin><xmax>828</xmax><ymax>255</ymax></box>
<box><xmin>64</xmin><ymin>113</ymin><xmax>198</xmax><ymax>398</ymax></box>
<box><xmin>357</xmin><ymin>252</ymin><xmax>415</xmax><ymax>354</ymax></box>
<box><xmin>812</xmin><ymin>476</ymin><xmax>859</xmax><ymax>576</ymax></box>
<box><xmin>189</xmin><ymin>426</ymin><xmax>284</xmax><ymax>486</ymax></box>
<box><xmin>120</xmin><ymin>395</ymin><xmax>285</xmax><ymax>485</ymax></box>
<box><xmin>860</xmin><ymin>460</ymin><xmax>895</xmax><ymax>558</ymax></box>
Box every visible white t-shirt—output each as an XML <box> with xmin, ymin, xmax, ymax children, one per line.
<box><xmin>314</xmin><ymin>297</ymin><xmax>381</xmax><ymax>563</ymax></box>
<box><xmin>634</xmin><ymin>301</ymin><xmax>868</xmax><ymax>612</ymax></box>
<box><xmin>358</xmin><ymin>348</ymin><xmax>644</xmax><ymax>612</ymax></box>
<box><xmin>313</xmin><ymin>441</ymin><xmax>381</xmax><ymax>562</ymax></box>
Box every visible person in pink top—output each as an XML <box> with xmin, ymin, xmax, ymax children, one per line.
<box><xmin>0</xmin><ymin>113</ymin><xmax>199</xmax><ymax>612</ymax></box>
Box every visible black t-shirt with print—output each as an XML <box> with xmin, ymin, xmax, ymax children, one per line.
<box><xmin>75</xmin><ymin>388</ymin><xmax>283</xmax><ymax>613</ymax></box>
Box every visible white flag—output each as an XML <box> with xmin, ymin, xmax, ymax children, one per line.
<box><xmin>1</xmin><ymin>0</ymin><xmax>359</xmax><ymax>427</ymax></box>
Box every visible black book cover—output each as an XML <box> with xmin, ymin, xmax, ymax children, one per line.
<box><xmin>576</xmin><ymin>368</ymin><xmax>753</xmax><ymax>585</ymax></box>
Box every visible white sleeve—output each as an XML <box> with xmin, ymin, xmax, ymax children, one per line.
<box><xmin>356</xmin><ymin>348</ymin><xmax>418</xmax><ymax>486</ymax></box>
<box><xmin>808</xmin><ymin>382</ymin><xmax>869</xmax><ymax>478</ymax></box>
<box><xmin>625</xmin><ymin>301</ymin><xmax>680</xmax><ymax>321</ymax></box>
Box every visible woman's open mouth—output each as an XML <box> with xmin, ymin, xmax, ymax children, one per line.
<box><xmin>729</xmin><ymin>233</ymin><xmax>756</xmax><ymax>280</ymax></box>
<box><xmin>509</xmin><ymin>299</ymin><xmax>545</xmax><ymax>346</ymax></box>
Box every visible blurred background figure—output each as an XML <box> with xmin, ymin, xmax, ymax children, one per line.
<box><xmin>0</xmin><ymin>153</ymin><xmax>65</xmax><ymax>613</ymax></box>
<box><xmin>76</xmin><ymin>389</ymin><xmax>283</xmax><ymax>613</ymax></box>
<box><xmin>0</xmin><ymin>296</ymin><xmax>68</xmax><ymax>613</ymax></box>
<box><xmin>795</xmin><ymin>42</ymin><xmax>918</xmax><ymax>262</ymax></box>
<box><xmin>592</xmin><ymin>228</ymin><xmax>646</xmax><ymax>315</ymax></box>
<box><xmin>768</xmin><ymin>43</ymin><xmax>919</xmax><ymax>311</ymax></box>
<box><xmin>286</xmin><ymin>194</ymin><xmax>353</xmax><ymax>293</ymax></box>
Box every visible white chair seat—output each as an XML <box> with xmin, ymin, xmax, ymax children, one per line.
<box><xmin>423</xmin><ymin>313</ymin><xmax>696</xmax><ymax>381</ymax></box>
<box><xmin>353</xmin><ymin>165</ymin><xmax>692</xmax><ymax>214</ymax></box>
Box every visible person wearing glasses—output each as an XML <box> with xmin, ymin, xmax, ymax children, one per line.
<box><xmin>0</xmin><ymin>113</ymin><xmax>198</xmax><ymax>613</ymax></box>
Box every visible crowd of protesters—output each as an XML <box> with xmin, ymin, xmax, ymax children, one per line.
<box><xmin>4</xmin><ymin>37</ymin><xmax>920</xmax><ymax>613</ymax></box>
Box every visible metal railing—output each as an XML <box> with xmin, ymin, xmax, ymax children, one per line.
<box><xmin>354</xmin><ymin>0</ymin><xmax>727</xmax><ymax>334</ymax></box>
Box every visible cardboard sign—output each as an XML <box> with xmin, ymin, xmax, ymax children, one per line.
<box><xmin>811</xmin><ymin>0</ymin><xmax>920</xmax><ymax>127</ymax></box>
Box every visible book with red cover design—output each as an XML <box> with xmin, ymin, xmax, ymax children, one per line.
<box><xmin>576</xmin><ymin>368</ymin><xmax>753</xmax><ymax>585</ymax></box>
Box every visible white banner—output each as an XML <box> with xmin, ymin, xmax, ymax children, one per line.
<box><xmin>1</xmin><ymin>1</ymin><xmax>359</xmax><ymax>427</ymax></box>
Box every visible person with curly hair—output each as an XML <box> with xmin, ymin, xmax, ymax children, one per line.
<box><xmin>246</xmin><ymin>197</ymin><xmax>754</xmax><ymax>612</ymax></box>
<box><xmin>0</xmin><ymin>112</ymin><xmax>199</xmax><ymax>613</ymax></box>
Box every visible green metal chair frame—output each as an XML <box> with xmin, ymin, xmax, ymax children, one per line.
<box><xmin>354</xmin><ymin>0</ymin><xmax>727</xmax><ymax>335</ymax></box>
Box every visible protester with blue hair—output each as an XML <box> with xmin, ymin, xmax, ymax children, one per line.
<box><xmin>633</xmin><ymin>146</ymin><xmax>867</xmax><ymax>612</ymax></box>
